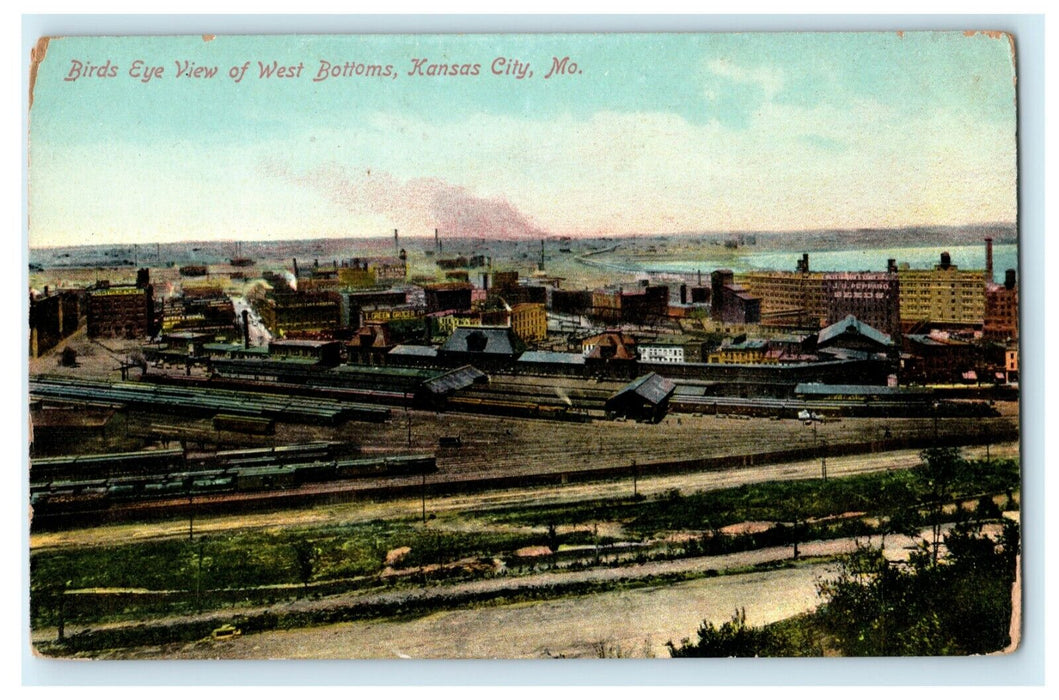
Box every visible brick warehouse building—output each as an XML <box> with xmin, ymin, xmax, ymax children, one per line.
<box><xmin>822</xmin><ymin>272</ymin><xmax>901</xmax><ymax>341</ymax></box>
<box><xmin>86</xmin><ymin>270</ymin><xmax>155</xmax><ymax>339</ymax></box>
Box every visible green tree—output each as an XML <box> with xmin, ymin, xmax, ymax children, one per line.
<box><xmin>816</xmin><ymin>519</ymin><xmax>1019</xmax><ymax>655</ymax></box>
<box><xmin>915</xmin><ymin>446</ymin><xmax>965</xmax><ymax>565</ymax></box>
<box><xmin>292</xmin><ymin>540</ymin><xmax>319</xmax><ymax>592</ymax></box>
<box><xmin>667</xmin><ymin>608</ymin><xmax>775</xmax><ymax>657</ymax></box>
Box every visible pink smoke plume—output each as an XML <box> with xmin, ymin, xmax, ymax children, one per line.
<box><xmin>262</xmin><ymin>160</ymin><xmax>547</xmax><ymax>239</ymax></box>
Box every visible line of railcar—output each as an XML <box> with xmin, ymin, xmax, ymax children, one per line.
<box><xmin>444</xmin><ymin>395</ymin><xmax>586</xmax><ymax>421</ymax></box>
<box><xmin>30</xmin><ymin>454</ymin><xmax>437</xmax><ymax>514</ymax></box>
<box><xmin>29</xmin><ymin>376</ymin><xmax>391</xmax><ymax>425</ymax></box>
<box><xmin>30</xmin><ymin>442</ymin><xmax>351</xmax><ymax>482</ymax></box>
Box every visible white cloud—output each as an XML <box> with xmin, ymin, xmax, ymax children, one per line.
<box><xmin>28</xmin><ymin>99</ymin><xmax>1016</xmax><ymax>247</ymax></box>
<box><xmin>706</xmin><ymin>58</ymin><xmax>785</xmax><ymax>100</ymax></box>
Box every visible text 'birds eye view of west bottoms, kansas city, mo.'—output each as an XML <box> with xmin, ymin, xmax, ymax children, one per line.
<box><xmin>25</xmin><ymin>30</ymin><xmax>1021</xmax><ymax>660</ymax></box>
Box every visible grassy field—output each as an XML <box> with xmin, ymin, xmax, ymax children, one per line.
<box><xmin>31</xmin><ymin>454</ymin><xmax>1019</xmax><ymax>634</ymax></box>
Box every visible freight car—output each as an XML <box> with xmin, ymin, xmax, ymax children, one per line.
<box><xmin>212</xmin><ymin>414</ymin><xmax>276</xmax><ymax>435</ymax></box>
<box><xmin>29</xmin><ymin>453</ymin><xmax>437</xmax><ymax>519</ymax></box>
<box><xmin>445</xmin><ymin>395</ymin><xmax>574</xmax><ymax>420</ymax></box>
<box><xmin>30</xmin><ymin>448</ymin><xmax>186</xmax><ymax>482</ymax></box>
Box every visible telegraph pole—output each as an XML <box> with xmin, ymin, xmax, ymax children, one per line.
<box><xmin>405</xmin><ymin>392</ymin><xmax>412</xmax><ymax>447</ymax></box>
<box><xmin>820</xmin><ymin>439</ymin><xmax>827</xmax><ymax>482</ymax></box>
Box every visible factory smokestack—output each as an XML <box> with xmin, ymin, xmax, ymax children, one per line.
<box><xmin>394</xmin><ymin>228</ymin><xmax>399</xmax><ymax>256</ymax></box>
<box><xmin>242</xmin><ymin>309</ymin><xmax>250</xmax><ymax>349</ymax></box>
<box><xmin>985</xmin><ymin>237</ymin><xmax>994</xmax><ymax>283</ymax></box>
<box><xmin>293</xmin><ymin>258</ymin><xmax>299</xmax><ymax>278</ymax></box>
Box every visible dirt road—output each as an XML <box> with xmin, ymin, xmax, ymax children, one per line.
<box><xmin>85</xmin><ymin>528</ymin><xmax>950</xmax><ymax>660</ymax></box>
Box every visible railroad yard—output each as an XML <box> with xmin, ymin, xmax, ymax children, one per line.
<box><xmin>27</xmin><ymin>288</ymin><xmax>1022</xmax><ymax>659</ymax></box>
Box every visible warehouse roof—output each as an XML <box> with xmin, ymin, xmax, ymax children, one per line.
<box><xmin>518</xmin><ymin>351</ymin><xmax>586</xmax><ymax>365</ymax></box>
<box><xmin>440</xmin><ymin>327</ymin><xmax>517</xmax><ymax>356</ymax></box>
<box><xmin>389</xmin><ymin>345</ymin><xmax>439</xmax><ymax>357</ymax></box>
<box><xmin>420</xmin><ymin>365</ymin><xmax>488</xmax><ymax>396</ymax></box>
<box><xmin>818</xmin><ymin>315</ymin><xmax>892</xmax><ymax>348</ymax></box>
<box><xmin>609</xmin><ymin>372</ymin><xmax>676</xmax><ymax>406</ymax></box>
<box><xmin>795</xmin><ymin>383</ymin><xmax>932</xmax><ymax>397</ymax></box>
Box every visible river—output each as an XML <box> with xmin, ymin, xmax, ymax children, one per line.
<box><xmin>596</xmin><ymin>243</ymin><xmax>1019</xmax><ymax>277</ymax></box>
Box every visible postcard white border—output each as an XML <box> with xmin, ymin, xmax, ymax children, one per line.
<box><xmin>14</xmin><ymin>12</ymin><xmax>1048</xmax><ymax>689</ymax></box>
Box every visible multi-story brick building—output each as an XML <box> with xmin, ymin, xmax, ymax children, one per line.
<box><xmin>897</xmin><ymin>253</ymin><xmax>986</xmax><ymax>328</ymax></box>
<box><xmin>590</xmin><ymin>285</ymin><xmax>669</xmax><ymax>325</ymax></box>
<box><xmin>255</xmin><ymin>291</ymin><xmax>342</xmax><ymax>337</ymax></box>
<box><xmin>29</xmin><ymin>288</ymin><xmax>82</xmax><ymax>356</ymax></box>
<box><xmin>551</xmin><ymin>289</ymin><xmax>593</xmax><ymax>316</ymax></box>
<box><xmin>424</xmin><ymin>283</ymin><xmax>473</xmax><ymax>313</ymax></box>
<box><xmin>510</xmin><ymin>303</ymin><xmax>547</xmax><ymax>342</ymax></box>
<box><xmin>822</xmin><ymin>272</ymin><xmax>901</xmax><ymax>341</ymax></box>
<box><xmin>87</xmin><ymin>272</ymin><xmax>155</xmax><ymax>339</ymax></box>
<box><xmin>711</xmin><ymin>270</ymin><xmax>761</xmax><ymax>325</ymax></box>
<box><xmin>638</xmin><ymin>334</ymin><xmax>705</xmax><ymax>364</ymax></box>
<box><xmin>737</xmin><ymin>257</ymin><xmax>826</xmax><ymax>328</ymax></box>
<box><xmin>984</xmin><ymin>269</ymin><xmax>1018</xmax><ymax>341</ymax></box>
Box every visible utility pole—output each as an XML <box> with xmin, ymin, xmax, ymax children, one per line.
<box><xmin>184</xmin><ymin>447</ymin><xmax>194</xmax><ymax>541</ymax></box>
<box><xmin>421</xmin><ymin>470</ymin><xmax>427</xmax><ymax>524</ymax></box>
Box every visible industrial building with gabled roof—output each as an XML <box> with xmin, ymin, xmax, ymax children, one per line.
<box><xmin>440</xmin><ymin>326</ymin><xmax>519</xmax><ymax>359</ymax></box>
<box><xmin>817</xmin><ymin>315</ymin><xmax>893</xmax><ymax>353</ymax></box>
<box><xmin>604</xmin><ymin>372</ymin><xmax>676</xmax><ymax>423</ymax></box>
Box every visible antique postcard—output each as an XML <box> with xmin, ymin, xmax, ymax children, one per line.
<box><xmin>26</xmin><ymin>30</ymin><xmax>1020</xmax><ymax>660</ymax></box>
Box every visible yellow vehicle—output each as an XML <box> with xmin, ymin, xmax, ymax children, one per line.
<box><xmin>211</xmin><ymin>625</ymin><xmax>242</xmax><ymax>641</ymax></box>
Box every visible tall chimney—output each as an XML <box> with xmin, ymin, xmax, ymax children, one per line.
<box><xmin>242</xmin><ymin>309</ymin><xmax>250</xmax><ymax>349</ymax></box>
<box><xmin>394</xmin><ymin>228</ymin><xmax>399</xmax><ymax>256</ymax></box>
<box><xmin>1005</xmin><ymin>269</ymin><xmax>1016</xmax><ymax>290</ymax></box>
<box><xmin>985</xmin><ymin>237</ymin><xmax>994</xmax><ymax>283</ymax></box>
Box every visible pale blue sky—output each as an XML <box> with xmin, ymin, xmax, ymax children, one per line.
<box><xmin>28</xmin><ymin>31</ymin><xmax>1017</xmax><ymax>246</ymax></box>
